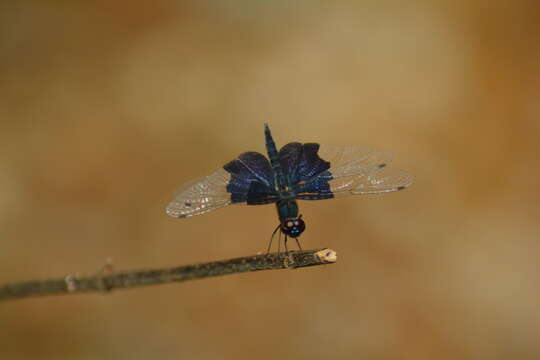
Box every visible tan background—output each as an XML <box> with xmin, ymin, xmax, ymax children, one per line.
<box><xmin>1</xmin><ymin>1</ymin><xmax>540</xmax><ymax>359</ymax></box>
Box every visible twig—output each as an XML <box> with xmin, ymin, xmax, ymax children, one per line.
<box><xmin>0</xmin><ymin>248</ymin><xmax>337</xmax><ymax>302</ymax></box>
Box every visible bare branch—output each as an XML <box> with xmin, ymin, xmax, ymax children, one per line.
<box><xmin>0</xmin><ymin>248</ymin><xmax>337</xmax><ymax>302</ymax></box>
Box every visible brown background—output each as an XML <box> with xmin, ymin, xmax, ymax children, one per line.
<box><xmin>1</xmin><ymin>1</ymin><xmax>540</xmax><ymax>359</ymax></box>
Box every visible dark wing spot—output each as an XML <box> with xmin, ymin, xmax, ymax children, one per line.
<box><xmin>184</xmin><ymin>202</ymin><xmax>192</xmax><ymax>207</ymax></box>
<box><xmin>397</xmin><ymin>186</ymin><xmax>406</xmax><ymax>191</ymax></box>
<box><xmin>377</xmin><ymin>163</ymin><xmax>387</xmax><ymax>169</ymax></box>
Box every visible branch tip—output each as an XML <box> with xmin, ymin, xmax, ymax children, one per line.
<box><xmin>315</xmin><ymin>248</ymin><xmax>337</xmax><ymax>263</ymax></box>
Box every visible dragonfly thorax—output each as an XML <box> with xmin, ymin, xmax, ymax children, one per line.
<box><xmin>276</xmin><ymin>199</ymin><xmax>299</xmax><ymax>220</ymax></box>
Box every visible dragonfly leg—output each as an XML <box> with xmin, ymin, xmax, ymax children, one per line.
<box><xmin>295</xmin><ymin>238</ymin><xmax>303</xmax><ymax>251</ymax></box>
<box><xmin>284</xmin><ymin>235</ymin><xmax>289</xmax><ymax>254</ymax></box>
<box><xmin>277</xmin><ymin>231</ymin><xmax>282</xmax><ymax>257</ymax></box>
<box><xmin>266</xmin><ymin>224</ymin><xmax>280</xmax><ymax>255</ymax></box>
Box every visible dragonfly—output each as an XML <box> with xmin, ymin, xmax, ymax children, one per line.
<box><xmin>166</xmin><ymin>124</ymin><xmax>412</xmax><ymax>253</ymax></box>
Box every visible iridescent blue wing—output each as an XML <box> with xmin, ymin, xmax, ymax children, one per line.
<box><xmin>279</xmin><ymin>142</ymin><xmax>331</xmax><ymax>185</ymax></box>
<box><xmin>166</xmin><ymin>152</ymin><xmax>278</xmax><ymax>219</ymax></box>
<box><xmin>282</xmin><ymin>144</ymin><xmax>412</xmax><ymax>200</ymax></box>
<box><xmin>223</xmin><ymin>151</ymin><xmax>278</xmax><ymax>204</ymax></box>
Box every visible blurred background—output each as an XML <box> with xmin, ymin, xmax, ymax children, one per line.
<box><xmin>1</xmin><ymin>1</ymin><xmax>539</xmax><ymax>359</ymax></box>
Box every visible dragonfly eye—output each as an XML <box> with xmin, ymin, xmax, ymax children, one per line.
<box><xmin>281</xmin><ymin>217</ymin><xmax>306</xmax><ymax>238</ymax></box>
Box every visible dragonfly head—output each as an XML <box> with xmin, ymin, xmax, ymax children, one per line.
<box><xmin>281</xmin><ymin>216</ymin><xmax>306</xmax><ymax>238</ymax></box>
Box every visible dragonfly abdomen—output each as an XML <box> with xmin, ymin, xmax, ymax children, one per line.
<box><xmin>264</xmin><ymin>124</ymin><xmax>286</xmax><ymax>190</ymax></box>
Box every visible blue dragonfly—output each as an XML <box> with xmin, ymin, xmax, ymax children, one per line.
<box><xmin>166</xmin><ymin>124</ymin><xmax>412</xmax><ymax>253</ymax></box>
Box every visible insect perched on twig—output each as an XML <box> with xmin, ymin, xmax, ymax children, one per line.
<box><xmin>166</xmin><ymin>124</ymin><xmax>412</xmax><ymax>253</ymax></box>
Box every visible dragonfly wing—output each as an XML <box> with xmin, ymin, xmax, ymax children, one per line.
<box><xmin>167</xmin><ymin>152</ymin><xmax>278</xmax><ymax>219</ymax></box>
<box><xmin>280</xmin><ymin>143</ymin><xmax>389</xmax><ymax>188</ymax></box>
<box><xmin>317</xmin><ymin>145</ymin><xmax>390</xmax><ymax>179</ymax></box>
<box><xmin>223</xmin><ymin>151</ymin><xmax>278</xmax><ymax>205</ymax></box>
<box><xmin>166</xmin><ymin>168</ymin><xmax>236</xmax><ymax>218</ymax></box>
<box><xmin>279</xmin><ymin>142</ymin><xmax>330</xmax><ymax>184</ymax></box>
<box><xmin>294</xmin><ymin>145</ymin><xmax>412</xmax><ymax>200</ymax></box>
<box><xmin>296</xmin><ymin>166</ymin><xmax>413</xmax><ymax>199</ymax></box>
<box><xmin>337</xmin><ymin>166</ymin><xmax>413</xmax><ymax>195</ymax></box>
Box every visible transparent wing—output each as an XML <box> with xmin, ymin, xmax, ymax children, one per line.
<box><xmin>166</xmin><ymin>168</ymin><xmax>235</xmax><ymax>219</ymax></box>
<box><xmin>334</xmin><ymin>166</ymin><xmax>413</xmax><ymax>196</ymax></box>
<box><xmin>317</xmin><ymin>145</ymin><xmax>391</xmax><ymax>179</ymax></box>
